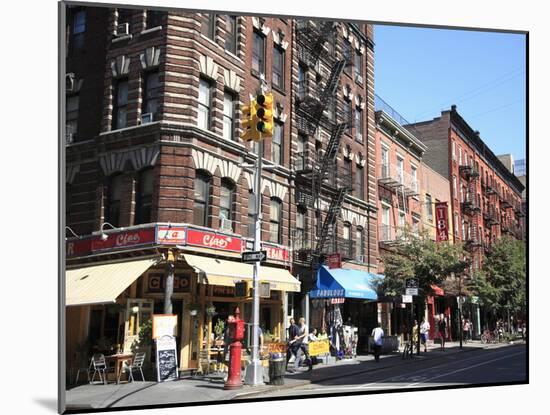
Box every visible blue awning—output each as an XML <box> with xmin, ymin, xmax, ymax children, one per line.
<box><xmin>309</xmin><ymin>266</ymin><xmax>382</xmax><ymax>300</ymax></box>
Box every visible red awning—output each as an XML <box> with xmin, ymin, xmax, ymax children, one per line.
<box><xmin>430</xmin><ymin>284</ymin><xmax>445</xmax><ymax>296</ymax></box>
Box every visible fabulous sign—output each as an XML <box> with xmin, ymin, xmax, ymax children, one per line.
<box><xmin>435</xmin><ymin>202</ymin><xmax>449</xmax><ymax>242</ymax></box>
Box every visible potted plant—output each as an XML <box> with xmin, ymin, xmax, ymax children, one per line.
<box><xmin>205</xmin><ymin>304</ymin><xmax>217</xmax><ymax>317</ymax></box>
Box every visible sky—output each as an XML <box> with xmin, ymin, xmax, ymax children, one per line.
<box><xmin>374</xmin><ymin>24</ymin><xmax>526</xmax><ymax>162</ymax></box>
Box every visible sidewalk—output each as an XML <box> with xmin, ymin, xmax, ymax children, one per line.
<box><xmin>65</xmin><ymin>340</ymin><xmax>521</xmax><ymax>410</ymax></box>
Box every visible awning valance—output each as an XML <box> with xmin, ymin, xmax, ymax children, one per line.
<box><xmin>183</xmin><ymin>254</ymin><xmax>300</xmax><ymax>292</ymax></box>
<box><xmin>309</xmin><ymin>266</ymin><xmax>382</xmax><ymax>300</ymax></box>
<box><xmin>65</xmin><ymin>257</ymin><xmax>161</xmax><ymax>306</ymax></box>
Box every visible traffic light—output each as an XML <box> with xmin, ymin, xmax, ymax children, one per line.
<box><xmin>240</xmin><ymin>98</ymin><xmax>260</xmax><ymax>142</ymax></box>
<box><xmin>255</xmin><ymin>93</ymin><xmax>274</xmax><ymax>137</ymax></box>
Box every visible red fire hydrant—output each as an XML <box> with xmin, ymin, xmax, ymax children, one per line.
<box><xmin>224</xmin><ymin>307</ymin><xmax>244</xmax><ymax>390</ymax></box>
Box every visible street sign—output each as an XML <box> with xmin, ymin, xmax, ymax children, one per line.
<box><xmin>405</xmin><ymin>278</ymin><xmax>419</xmax><ymax>289</ymax></box>
<box><xmin>402</xmin><ymin>295</ymin><xmax>413</xmax><ymax>303</ymax></box>
<box><xmin>406</xmin><ymin>288</ymin><xmax>419</xmax><ymax>296</ymax></box>
<box><xmin>330</xmin><ymin>298</ymin><xmax>345</xmax><ymax>304</ymax></box>
<box><xmin>242</xmin><ymin>250</ymin><xmax>267</xmax><ymax>263</ymax></box>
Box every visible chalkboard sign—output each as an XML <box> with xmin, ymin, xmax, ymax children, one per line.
<box><xmin>155</xmin><ymin>335</ymin><xmax>178</xmax><ymax>382</ymax></box>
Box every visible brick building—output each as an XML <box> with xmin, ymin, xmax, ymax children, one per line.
<box><xmin>408</xmin><ymin>106</ymin><xmax>525</xmax><ymax>273</ymax></box>
<box><xmin>64</xmin><ymin>5</ymin><xmax>379</xmax><ymax>375</ymax></box>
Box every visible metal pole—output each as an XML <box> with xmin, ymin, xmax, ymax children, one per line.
<box><xmin>459</xmin><ymin>277</ymin><xmax>463</xmax><ymax>349</ymax></box>
<box><xmin>164</xmin><ymin>257</ymin><xmax>174</xmax><ymax>314</ymax></box>
<box><xmin>245</xmin><ymin>141</ymin><xmax>264</xmax><ymax>386</ymax></box>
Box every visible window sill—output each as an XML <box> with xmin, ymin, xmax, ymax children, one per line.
<box><xmin>112</xmin><ymin>34</ymin><xmax>132</xmax><ymax>43</ymax></box>
<box><xmin>224</xmin><ymin>49</ymin><xmax>244</xmax><ymax>64</ymax></box>
<box><xmin>272</xmin><ymin>84</ymin><xmax>286</xmax><ymax>96</ymax></box>
<box><xmin>140</xmin><ymin>26</ymin><xmax>162</xmax><ymax>35</ymax></box>
<box><xmin>200</xmin><ymin>33</ymin><xmax>221</xmax><ymax>49</ymax></box>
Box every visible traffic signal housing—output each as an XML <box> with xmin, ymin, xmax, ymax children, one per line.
<box><xmin>255</xmin><ymin>93</ymin><xmax>274</xmax><ymax>137</ymax></box>
<box><xmin>240</xmin><ymin>98</ymin><xmax>260</xmax><ymax>142</ymax></box>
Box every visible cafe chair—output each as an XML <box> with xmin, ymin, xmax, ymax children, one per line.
<box><xmin>74</xmin><ymin>352</ymin><xmax>92</xmax><ymax>385</ymax></box>
<box><xmin>118</xmin><ymin>352</ymin><xmax>146</xmax><ymax>383</ymax></box>
<box><xmin>90</xmin><ymin>354</ymin><xmax>110</xmax><ymax>385</ymax></box>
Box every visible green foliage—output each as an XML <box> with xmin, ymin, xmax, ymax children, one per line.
<box><xmin>214</xmin><ymin>319</ymin><xmax>225</xmax><ymax>337</ymax></box>
<box><xmin>138</xmin><ymin>319</ymin><xmax>153</xmax><ymax>346</ymax></box>
<box><xmin>469</xmin><ymin>236</ymin><xmax>526</xmax><ymax>318</ymax></box>
<box><xmin>381</xmin><ymin>229</ymin><xmax>469</xmax><ymax>300</ymax></box>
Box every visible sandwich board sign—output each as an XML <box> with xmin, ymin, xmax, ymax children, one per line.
<box><xmin>155</xmin><ymin>335</ymin><xmax>178</xmax><ymax>382</ymax></box>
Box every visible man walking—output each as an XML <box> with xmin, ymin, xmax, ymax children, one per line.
<box><xmin>293</xmin><ymin>317</ymin><xmax>312</xmax><ymax>372</ymax></box>
<box><xmin>420</xmin><ymin>318</ymin><xmax>430</xmax><ymax>352</ymax></box>
<box><xmin>287</xmin><ymin>317</ymin><xmax>299</xmax><ymax>371</ymax></box>
<box><xmin>438</xmin><ymin>313</ymin><xmax>447</xmax><ymax>351</ymax></box>
<box><xmin>371</xmin><ymin>321</ymin><xmax>384</xmax><ymax>362</ymax></box>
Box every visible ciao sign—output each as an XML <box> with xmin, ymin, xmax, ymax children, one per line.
<box><xmin>186</xmin><ymin>229</ymin><xmax>242</xmax><ymax>252</ymax></box>
<box><xmin>148</xmin><ymin>273</ymin><xmax>191</xmax><ymax>293</ymax></box>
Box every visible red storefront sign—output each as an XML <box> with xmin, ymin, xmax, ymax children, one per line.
<box><xmin>186</xmin><ymin>228</ymin><xmax>242</xmax><ymax>252</ymax></box>
<box><xmin>327</xmin><ymin>253</ymin><xmax>342</xmax><ymax>269</ymax></box>
<box><xmin>262</xmin><ymin>244</ymin><xmax>290</xmax><ymax>262</ymax></box>
<box><xmin>435</xmin><ymin>202</ymin><xmax>449</xmax><ymax>242</ymax></box>
<box><xmin>157</xmin><ymin>226</ymin><xmax>186</xmax><ymax>245</ymax></box>
<box><xmin>91</xmin><ymin>228</ymin><xmax>157</xmax><ymax>252</ymax></box>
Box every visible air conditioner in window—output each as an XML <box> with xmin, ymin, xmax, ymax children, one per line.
<box><xmin>220</xmin><ymin>218</ymin><xmax>233</xmax><ymax>232</ymax></box>
<box><xmin>355</xmin><ymin>255</ymin><xmax>365</xmax><ymax>263</ymax></box>
<box><xmin>141</xmin><ymin>113</ymin><xmax>153</xmax><ymax>124</ymax></box>
<box><xmin>355</xmin><ymin>74</ymin><xmax>363</xmax><ymax>84</ymax></box>
<box><xmin>116</xmin><ymin>23</ymin><xmax>129</xmax><ymax>36</ymax></box>
<box><xmin>66</xmin><ymin>73</ymin><xmax>75</xmax><ymax>93</ymax></box>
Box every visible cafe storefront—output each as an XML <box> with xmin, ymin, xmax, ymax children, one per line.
<box><xmin>65</xmin><ymin>223</ymin><xmax>299</xmax><ymax>378</ymax></box>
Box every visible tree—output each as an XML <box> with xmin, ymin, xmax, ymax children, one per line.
<box><xmin>469</xmin><ymin>236</ymin><xmax>526</xmax><ymax>322</ymax></box>
<box><xmin>381</xmin><ymin>229</ymin><xmax>469</xmax><ymax>300</ymax></box>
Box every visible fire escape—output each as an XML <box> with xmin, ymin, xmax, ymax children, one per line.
<box><xmin>293</xmin><ymin>20</ymin><xmax>351</xmax><ymax>270</ymax></box>
<box><xmin>460</xmin><ymin>164</ymin><xmax>482</xmax><ymax>251</ymax></box>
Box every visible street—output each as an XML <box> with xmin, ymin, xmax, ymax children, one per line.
<box><xmin>237</xmin><ymin>343</ymin><xmax>526</xmax><ymax>399</ymax></box>
<box><xmin>65</xmin><ymin>342</ymin><xmax>526</xmax><ymax>411</ymax></box>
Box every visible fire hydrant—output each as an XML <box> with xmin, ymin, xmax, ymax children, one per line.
<box><xmin>224</xmin><ymin>307</ymin><xmax>244</xmax><ymax>390</ymax></box>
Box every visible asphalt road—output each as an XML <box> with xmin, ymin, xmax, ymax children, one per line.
<box><xmin>245</xmin><ymin>344</ymin><xmax>527</xmax><ymax>399</ymax></box>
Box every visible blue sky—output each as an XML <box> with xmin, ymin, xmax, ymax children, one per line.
<box><xmin>374</xmin><ymin>25</ymin><xmax>526</xmax><ymax>161</ymax></box>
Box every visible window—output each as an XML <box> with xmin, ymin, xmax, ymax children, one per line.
<box><xmin>462</xmin><ymin>219</ymin><xmax>467</xmax><ymax>240</ymax></box>
<box><xmin>460</xmin><ymin>186</ymin><xmax>465</xmax><ymax>203</ymax></box>
<box><xmin>106</xmin><ymin>174</ymin><xmax>124</xmax><ymax>227</ymax></box>
<box><xmin>381</xmin><ymin>146</ymin><xmax>389</xmax><ymax>176</ymax></box>
<box><xmin>146</xmin><ymin>9</ymin><xmax>163</xmax><ymax>28</ymax></box>
<box><xmin>197</xmin><ymin>79</ymin><xmax>212</xmax><ymax>130</ymax></box>
<box><xmin>296</xmin><ymin>134</ymin><xmax>307</xmax><ymax>170</ymax></box>
<box><xmin>397</xmin><ymin>156</ymin><xmax>404</xmax><ymax>184</ymax></box>
<box><xmin>343</xmin><ymin>158</ymin><xmax>352</xmax><ymax>189</ymax></box>
<box><xmin>272</xmin><ymin>123</ymin><xmax>283</xmax><ymax>165</ymax></box>
<box><xmin>454</xmin><ymin>213</ymin><xmax>459</xmax><ymax>236</ymax></box>
<box><xmin>224</xmin><ymin>16</ymin><xmax>238</xmax><ymax>54</ymax></box>
<box><xmin>343</xmin><ymin>222</ymin><xmax>351</xmax><ymax>256</ymax></box>
<box><xmin>112</xmin><ymin>79</ymin><xmax>128</xmax><ymax>130</ymax></box>
<box><xmin>135</xmin><ymin>168</ymin><xmax>154</xmax><ymax>224</ymax></box>
<box><xmin>354</xmin><ymin>50</ymin><xmax>363</xmax><ymax>80</ymax></box>
<box><xmin>397</xmin><ymin>211</ymin><xmax>406</xmax><ymax>238</ymax></box>
<box><xmin>355</xmin><ymin>164</ymin><xmax>364</xmax><ymax>199</ymax></box>
<box><xmin>72</xmin><ymin>10</ymin><xmax>86</xmax><ymax>50</ymax></box>
<box><xmin>269</xmin><ymin>198</ymin><xmax>282</xmax><ymax>244</ymax></box>
<box><xmin>222</xmin><ymin>92</ymin><xmax>235</xmax><ymax>141</ymax></box>
<box><xmin>220</xmin><ymin>179</ymin><xmax>235</xmax><ymax>231</ymax></box>
<box><xmin>425</xmin><ymin>194</ymin><xmax>433</xmax><ymax>222</ymax></box>
<box><xmin>201</xmin><ymin>14</ymin><xmax>216</xmax><ymax>40</ymax></box>
<box><xmin>117</xmin><ymin>8</ymin><xmax>133</xmax><ymax>26</ymax></box>
<box><xmin>411</xmin><ymin>165</ymin><xmax>418</xmax><ymax>193</ymax></box>
<box><xmin>193</xmin><ymin>171</ymin><xmax>210</xmax><ymax>227</ymax></box>
<box><xmin>459</xmin><ymin>146</ymin><xmax>462</xmax><ymax>165</ymax></box>
<box><xmin>343</xmin><ymin>99</ymin><xmax>352</xmax><ymax>132</ymax></box>
<box><xmin>412</xmin><ymin>216</ymin><xmax>420</xmax><ymax>236</ymax></box>
<box><xmin>381</xmin><ymin>205</ymin><xmax>391</xmax><ymax>240</ymax></box>
<box><xmin>453</xmin><ymin>175</ymin><xmax>458</xmax><ymax>198</ymax></box>
<box><xmin>356</xmin><ymin>227</ymin><xmax>364</xmax><ymax>260</ymax></box>
<box><xmin>273</xmin><ymin>46</ymin><xmax>285</xmax><ymax>90</ymax></box>
<box><xmin>296</xmin><ymin>207</ymin><xmax>307</xmax><ymax>249</ymax></box>
<box><xmin>451</xmin><ymin>140</ymin><xmax>456</xmax><ymax>160</ymax></box>
<box><xmin>248</xmin><ymin>191</ymin><xmax>256</xmax><ymax>237</ymax></box>
<box><xmin>66</xmin><ymin>95</ymin><xmax>79</xmax><ymax>139</ymax></box>
<box><xmin>355</xmin><ymin>107</ymin><xmax>363</xmax><ymax>142</ymax></box>
<box><xmin>252</xmin><ymin>31</ymin><xmax>265</xmax><ymax>74</ymax></box>
<box><xmin>343</xmin><ymin>39</ymin><xmax>352</xmax><ymax>72</ymax></box>
<box><xmin>297</xmin><ymin>64</ymin><xmax>307</xmax><ymax>99</ymax></box>
<box><xmin>327</xmin><ymin>99</ymin><xmax>336</xmax><ymax>123</ymax></box>
<box><xmin>142</xmin><ymin>71</ymin><xmax>161</xmax><ymax>122</ymax></box>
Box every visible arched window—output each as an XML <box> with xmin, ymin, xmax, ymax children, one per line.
<box><xmin>193</xmin><ymin>170</ymin><xmax>211</xmax><ymax>227</ymax></box>
<box><xmin>269</xmin><ymin>197</ymin><xmax>282</xmax><ymax>244</ymax></box>
<box><xmin>135</xmin><ymin>168</ymin><xmax>154</xmax><ymax>224</ymax></box>
<box><xmin>106</xmin><ymin>173</ymin><xmax>124</xmax><ymax>227</ymax></box>
<box><xmin>220</xmin><ymin>179</ymin><xmax>235</xmax><ymax>231</ymax></box>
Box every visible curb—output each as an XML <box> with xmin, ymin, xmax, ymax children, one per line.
<box><xmin>233</xmin><ymin>343</ymin><xmax>513</xmax><ymax>399</ymax></box>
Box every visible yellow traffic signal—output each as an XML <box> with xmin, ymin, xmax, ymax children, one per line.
<box><xmin>240</xmin><ymin>99</ymin><xmax>260</xmax><ymax>142</ymax></box>
<box><xmin>255</xmin><ymin>93</ymin><xmax>274</xmax><ymax>137</ymax></box>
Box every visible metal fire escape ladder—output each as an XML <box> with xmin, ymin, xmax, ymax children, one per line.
<box><xmin>315</xmin><ymin>188</ymin><xmax>348</xmax><ymax>255</ymax></box>
<box><xmin>296</xmin><ymin>20</ymin><xmax>335</xmax><ymax>68</ymax></box>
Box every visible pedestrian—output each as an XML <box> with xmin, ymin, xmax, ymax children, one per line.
<box><xmin>293</xmin><ymin>317</ymin><xmax>312</xmax><ymax>372</ymax></box>
<box><xmin>318</xmin><ymin>327</ymin><xmax>329</xmax><ymax>341</ymax></box>
<box><xmin>308</xmin><ymin>328</ymin><xmax>319</xmax><ymax>342</ymax></box>
<box><xmin>438</xmin><ymin>313</ymin><xmax>447</xmax><ymax>351</ymax></box>
<box><xmin>287</xmin><ymin>317</ymin><xmax>299</xmax><ymax>370</ymax></box>
<box><xmin>467</xmin><ymin>319</ymin><xmax>473</xmax><ymax>341</ymax></box>
<box><xmin>371</xmin><ymin>321</ymin><xmax>384</xmax><ymax>362</ymax></box>
<box><xmin>420</xmin><ymin>318</ymin><xmax>430</xmax><ymax>352</ymax></box>
<box><xmin>462</xmin><ymin>318</ymin><xmax>469</xmax><ymax>343</ymax></box>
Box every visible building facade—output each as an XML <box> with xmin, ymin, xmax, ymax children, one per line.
<box><xmin>64</xmin><ymin>5</ymin><xmax>378</xmax><ymax>376</ymax></box>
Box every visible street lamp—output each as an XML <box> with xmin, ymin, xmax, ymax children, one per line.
<box><xmin>99</xmin><ymin>222</ymin><xmax>118</xmax><ymax>240</ymax></box>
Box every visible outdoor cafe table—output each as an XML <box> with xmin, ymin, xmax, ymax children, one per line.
<box><xmin>105</xmin><ymin>353</ymin><xmax>134</xmax><ymax>384</ymax></box>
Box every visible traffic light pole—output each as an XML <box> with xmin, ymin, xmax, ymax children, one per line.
<box><xmin>244</xmin><ymin>138</ymin><xmax>265</xmax><ymax>386</ymax></box>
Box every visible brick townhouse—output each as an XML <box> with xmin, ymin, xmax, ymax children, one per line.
<box><xmin>64</xmin><ymin>4</ymin><xmax>382</xmax><ymax>374</ymax></box>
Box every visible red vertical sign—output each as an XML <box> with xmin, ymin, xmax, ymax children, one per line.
<box><xmin>435</xmin><ymin>202</ymin><xmax>449</xmax><ymax>242</ymax></box>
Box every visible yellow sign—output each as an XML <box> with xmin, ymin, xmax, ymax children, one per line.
<box><xmin>308</xmin><ymin>340</ymin><xmax>330</xmax><ymax>356</ymax></box>
<box><xmin>266</xmin><ymin>342</ymin><xmax>287</xmax><ymax>354</ymax></box>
